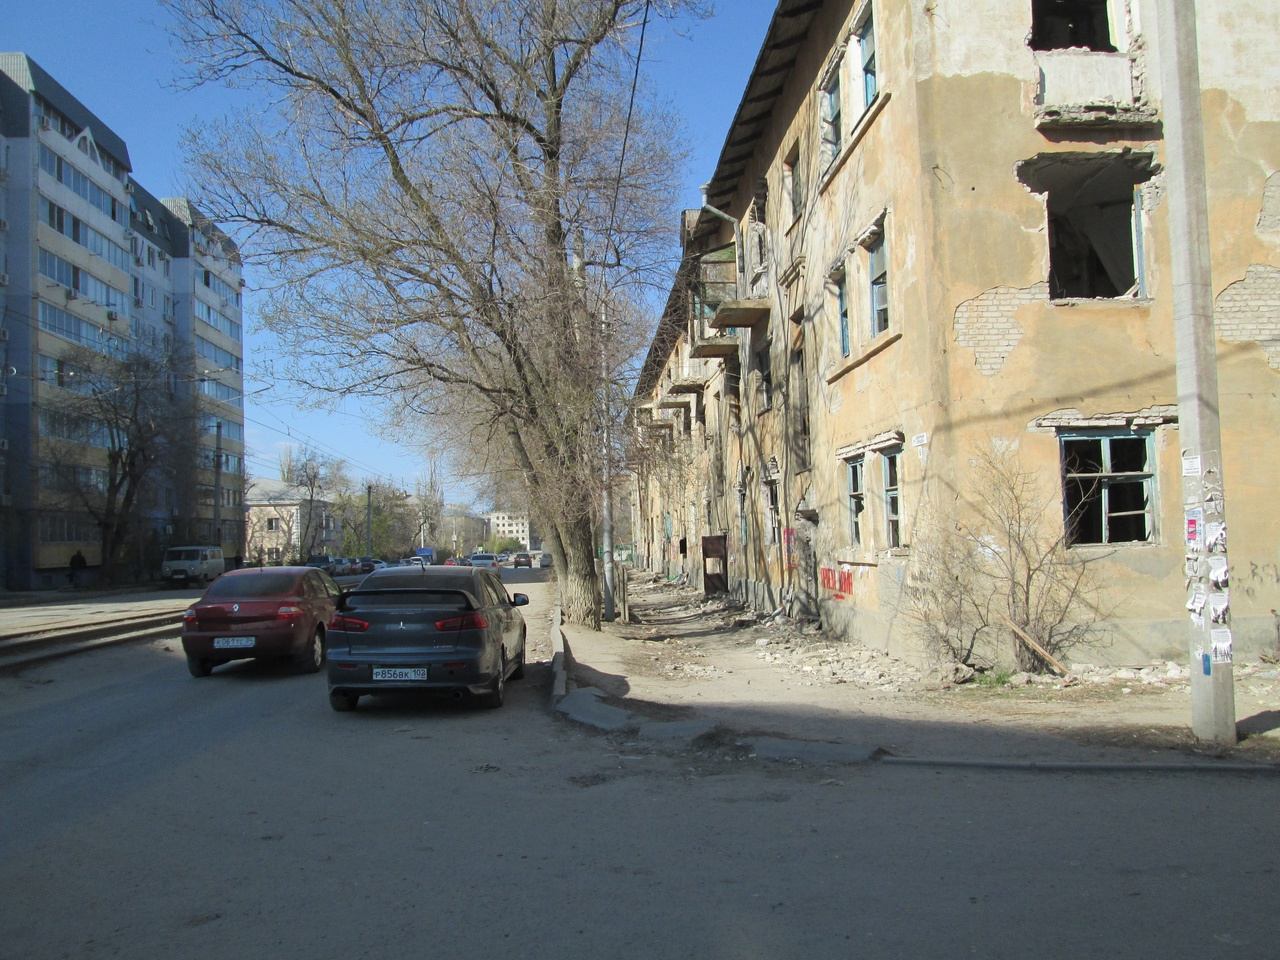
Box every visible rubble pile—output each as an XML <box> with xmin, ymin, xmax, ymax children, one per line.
<box><xmin>622</xmin><ymin>579</ymin><xmax>1280</xmax><ymax>698</ymax></box>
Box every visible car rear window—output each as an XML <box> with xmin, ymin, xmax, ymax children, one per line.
<box><xmin>205</xmin><ymin>572</ymin><xmax>300</xmax><ymax>597</ymax></box>
<box><xmin>345</xmin><ymin>590</ymin><xmax>471</xmax><ymax>610</ymax></box>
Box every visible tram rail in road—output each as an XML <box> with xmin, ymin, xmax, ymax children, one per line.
<box><xmin>0</xmin><ymin>609</ymin><xmax>184</xmax><ymax>673</ymax></box>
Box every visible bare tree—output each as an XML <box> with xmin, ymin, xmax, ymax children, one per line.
<box><xmin>164</xmin><ymin>0</ymin><xmax>705</xmax><ymax>625</ymax></box>
<box><xmin>41</xmin><ymin>341</ymin><xmax>200</xmax><ymax>583</ymax></box>
<box><xmin>905</xmin><ymin>441</ymin><xmax>1113</xmax><ymax>672</ymax></box>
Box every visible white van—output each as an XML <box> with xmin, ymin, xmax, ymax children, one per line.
<box><xmin>161</xmin><ymin>546</ymin><xmax>225</xmax><ymax>587</ymax></box>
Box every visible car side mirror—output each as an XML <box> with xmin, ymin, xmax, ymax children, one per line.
<box><xmin>511</xmin><ymin>594</ymin><xmax>529</xmax><ymax>606</ymax></box>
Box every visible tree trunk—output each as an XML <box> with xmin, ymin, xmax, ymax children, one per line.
<box><xmin>557</xmin><ymin>514</ymin><xmax>600</xmax><ymax>629</ymax></box>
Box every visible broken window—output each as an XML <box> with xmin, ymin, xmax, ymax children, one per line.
<box><xmin>833</xmin><ymin>268</ymin><xmax>851</xmax><ymax>357</ymax></box>
<box><xmin>1017</xmin><ymin>151</ymin><xmax>1155</xmax><ymax>300</ymax></box>
<box><xmin>764</xmin><ymin>480</ymin><xmax>781</xmax><ymax>546</ymax></box>
<box><xmin>883</xmin><ymin>449</ymin><xmax>902</xmax><ymax>548</ymax></box>
<box><xmin>756</xmin><ymin>341</ymin><xmax>773</xmax><ymax>412</ymax></box>
<box><xmin>1061</xmin><ymin>432</ymin><xmax>1154</xmax><ymax>545</ymax></box>
<box><xmin>846</xmin><ymin>456</ymin><xmax>865</xmax><ymax>547</ymax></box>
<box><xmin>1030</xmin><ymin>0</ymin><xmax>1116</xmax><ymax>52</ymax></box>
<box><xmin>820</xmin><ymin>65</ymin><xmax>843</xmax><ymax>166</ymax></box>
<box><xmin>868</xmin><ymin>234</ymin><xmax>889</xmax><ymax>335</ymax></box>
<box><xmin>790</xmin><ymin>337</ymin><xmax>810</xmax><ymax>471</ymax></box>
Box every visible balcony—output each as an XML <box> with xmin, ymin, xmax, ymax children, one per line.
<box><xmin>1034</xmin><ymin>50</ymin><xmax>1157</xmax><ymax>129</ymax></box>
<box><xmin>691</xmin><ymin>328</ymin><xmax>740</xmax><ymax>359</ymax></box>
<box><xmin>708</xmin><ymin>298</ymin><xmax>771</xmax><ymax>330</ymax></box>
<box><xmin>667</xmin><ymin>361</ymin><xmax>708</xmax><ymax>395</ymax></box>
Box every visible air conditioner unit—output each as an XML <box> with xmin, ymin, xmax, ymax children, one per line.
<box><xmin>39</xmin><ymin>116</ymin><xmax>52</xmax><ymax>131</ymax></box>
<box><xmin>106</xmin><ymin>311</ymin><xmax>122</xmax><ymax>323</ymax></box>
<box><xmin>133</xmin><ymin>296</ymin><xmax>143</xmax><ymax>308</ymax></box>
<box><xmin>125</xmin><ymin>181</ymin><xmax>134</xmax><ymax>194</ymax></box>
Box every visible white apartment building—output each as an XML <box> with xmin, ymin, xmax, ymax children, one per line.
<box><xmin>0</xmin><ymin>54</ymin><xmax>246</xmax><ymax>589</ymax></box>
<box><xmin>485</xmin><ymin>511</ymin><xmax>529</xmax><ymax>548</ymax></box>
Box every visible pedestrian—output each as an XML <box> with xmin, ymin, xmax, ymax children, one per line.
<box><xmin>68</xmin><ymin>549</ymin><xmax>88</xmax><ymax>588</ymax></box>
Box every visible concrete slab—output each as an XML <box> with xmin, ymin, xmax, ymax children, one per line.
<box><xmin>634</xmin><ymin>718</ymin><xmax>720</xmax><ymax>741</ymax></box>
<box><xmin>749</xmin><ymin>737</ymin><xmax>883</xmax><ymax>765</ymax></box>
<box><xmin>554</xmin><ymin>687</ymin><xmax>637</xmax><ymax>731</ymax></box>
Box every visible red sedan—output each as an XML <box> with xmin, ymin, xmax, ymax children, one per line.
<box><xmin>181</xmin><ymin>566</ymin><xmax>342</xmax><ymax>677</ymax></box>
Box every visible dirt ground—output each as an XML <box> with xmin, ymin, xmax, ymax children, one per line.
<box><xmin>604</xmin><ymin>578</ymin><xmax>1280</xmax><ymax>765</ymax></box>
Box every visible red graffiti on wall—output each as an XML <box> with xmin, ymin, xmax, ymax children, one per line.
<box><xmin>819</xmin><ymin>566</ymin><xmax>853</xmax><ymax>597</ymax></box>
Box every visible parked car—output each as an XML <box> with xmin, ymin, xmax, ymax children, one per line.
<box><xmin>306</xmin><ymin>554</ymin><xmax>337</xmax><ymax>575</ymax></box>
<box><xmin>181</xmin><ymin>566</ymin><xmax>342</xmax><ymax>677</ymax></box>
<box><xmin>402</xmin><ymin>556</ymin><xmax>427</xmax><ymax>568</ymax></box>
<box><xmin>326</xmin><ymin>566</ymin><xmax>528</xmax><ymax>711</ymax></box>
<box><xmin>513</xmin><ymin>552</ymin><xmax>532</xmax><ymax>568</ymax></box>
<box><xmin>470</xmin><ymin>553</ymin><xmax>501</xmax><ymax>574</ymax></box>
<box><xmin>538</xmin><ymin>552</ymin><xmax>553</xmax><ymax>568</ymax></box>
<box><xmin>359</xmin><ymin>557</ymin><xmax>387</xmax><ymax>574</ymax></box>
<box><xmin>444</xmin><ymin>555</ymin><xmax>472</xmax><ymax>566</ymax></box>
<box><xmin>161</xmin><ymin>546</ymin><xmax>225</xmax><ymax>587</ymax></box>
<box><xmin>498</xmin><ymin>551</ymin><xmax>511</xmax><ymax>562</ymax></box>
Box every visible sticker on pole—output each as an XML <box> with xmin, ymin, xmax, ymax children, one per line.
<box><xmin>1185</xmin><ymin>507</ymin><xmax>1204</xmax><ymax>548</ymax></box>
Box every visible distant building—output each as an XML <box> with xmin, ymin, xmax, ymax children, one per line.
<box><xmin>485</xmin><ymin>511</ymin><xmax>529</xmax><ymax>548</ymax></box>
<box><xmin>0</xmin><ymin>53</ymin><xmax>246</xmax><ymax>588</ymax></box>
<box><xmin>244</xmin><ymin>477</ymin><xmax>337</xmax><ymax>565</ymax></box>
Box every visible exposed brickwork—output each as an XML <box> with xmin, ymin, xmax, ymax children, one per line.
<box><xmin>1216</xmin><ymin>264</ymin><xmax>1280</xmax><ymax>370</ymax></box>
<box><xmin>953</xmin><ymin>283</ymin><xmax>1048</xmax><ymax>376</ymax></box>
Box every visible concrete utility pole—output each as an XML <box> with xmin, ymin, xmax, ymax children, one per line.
<box><xmin>1156</xmin><ymin>0</ymin><xmax>1236</xmax><ymax>744</ymax></box>
<box><xmin>366</xmin><ymin>484</ymin><xmax>373</xmax><ymax>558</ymax></box>
<box><xmin>601</xmin><ymin>303</ymin><xmax>616</xmax><ymax>623</ymax></box>
<box><xmin>213</xmin><ymin>422</ymin><xmax>223</xmax><ymax>550</ymax></box>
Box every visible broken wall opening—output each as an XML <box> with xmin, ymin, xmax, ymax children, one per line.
<box><xmin>1017</xmin><ymin>151</ymin><xmax>1156</xmax><ymax>300</ymax></box>
<box><xmin>1030</xmin><ymin>0</ymin><xmax>1117</xmax><ymax>52</ymax></box>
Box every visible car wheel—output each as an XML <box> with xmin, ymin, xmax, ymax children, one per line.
<box><xmin>295</xmin><ymin>626</ymin><xmax>325</xmax><ymax>673</ymax></box>
<box><xmin>187</xmin><ymin>657</ymin><xmax>213</xmax><ymax>678</ymax></box>
<box><xmin>511</xmin><ymin>638</ymin><xmax>526</xmax><ymax>680</ymax></box>
<box><xmin>481</xmin><ymin>652</ymin><xmax>506</xmax><ymax>709</ymax></box>
<box><xmin>329</xmin><ymin>690</ymin><xmax>358</xmax><ymax>712</ymax></box>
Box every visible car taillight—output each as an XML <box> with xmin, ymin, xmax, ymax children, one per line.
<box><xmin>434</xmin><ymin>612</ymin><xmax>489</xmax><ymax>631</ymax></box>
<box><xmin>329</xmin><ymin>614</ymin><xmax>370</xmax><ymax>632</ymax></box>
<box><xmin>182</xmin><ymin>608</ymin><xmax>197</xmax><ymax>623</ymax></box>
<box><xmin>277</xmin><ymin>604</ymin><xmax>305</xmax><ymax>619</ymax></box>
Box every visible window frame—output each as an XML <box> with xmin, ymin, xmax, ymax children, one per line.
<box><xmin>1060</xmin><ymin>430</ymin><xmax>1156</xmax><ymax>547</ymax></box>
<box><xmin>882</xmin><ymin>448</ymin><xmax>901</xmax><ymax>549</ymax></box>
<box><xmin>846</xmin><ymin>456</ymin><xmax>865</xmax><ymax>547</ymax></box>
<box><xmin>834</xmin><ymin>269</ymin><xmax>851</xmax><ymax>357</ymax></box>
<box><xmin>819</xmin><ymin>60</ymin><xmax>844</xmax><ymax>168</ymax></box>
<box><xmin>857</xmin><ymin>8</ymin><xmax>878</xmax><ymax>109</ymax></box>
<box><xmin>867</xmin><ymin>232</ymin><xmax>889</xmax><ymax>338</ymax></box>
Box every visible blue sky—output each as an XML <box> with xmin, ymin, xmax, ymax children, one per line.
<box><xmin>6</xmin><ymin>0</ymin><xmax>777</xmax><ymax>504</ymax></box>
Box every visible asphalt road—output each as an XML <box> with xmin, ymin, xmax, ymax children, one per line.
<box><xmin>1</xmin><ymin>572</ymin><xmax>1277</xmax><ymax>959</ymax></box>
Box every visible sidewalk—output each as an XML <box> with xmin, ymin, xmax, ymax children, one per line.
<box><xmin>555</xmin><ymin>581</ymin><xmax>1280</xmax><ymax>770</ymax></box>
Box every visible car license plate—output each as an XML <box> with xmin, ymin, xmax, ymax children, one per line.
<box><xmin>372</xmin><ymin>667</ymin><xmax>428</xmax><ymax>681</ymax></box>
<box><xmin>213</xmin><ymin>637</ymin><xmax>255</xmax><ymax>649</ymax></box>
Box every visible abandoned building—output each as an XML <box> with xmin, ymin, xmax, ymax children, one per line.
<box><xmin>630</xmin><ymin>0</ymin><xmax>1280</xmax><ymax>666</ymax></box>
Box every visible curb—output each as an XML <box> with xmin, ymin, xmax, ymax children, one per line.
<box><xmin>550</xmin><ymin>606</ymin><xmax>567</xmax><ymax>700</ymax></box>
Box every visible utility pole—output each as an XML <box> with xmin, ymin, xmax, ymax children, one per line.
<box><xmin>213</xmin><ymin>421</ymin><xmax>223</xmax><ymax>550</ymax></box>
<box><xmin>600</xmin><ymin>303</ymin><xmax>615</xmax><ymax>622</ymax></box>
<box><xmin>1156</xmin><ymin>0</ymin><xmax>1236</xmax><ymax>744</ymax></box>
<box><xmin>366</xmin><ymin>483</ymin><xmax>373</xmax><ymax>558</ymax></box>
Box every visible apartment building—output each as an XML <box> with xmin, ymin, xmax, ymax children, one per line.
<box><xmin>244</xmin><ymin>477</ymin><xmax>337</xmax><ymax>565</ymax></box>
<box><xmin>633</xmin><ymin>1</ymin><xmax>1280</xmax><ymax>666</ymax></box>
<box><xmin>485</xmin><ymin>511</ymin><xmax>530</xmax><ymax>549</ymax></box>
<box><xmin>0</xmin><ymin>54</ymin><xmax>246</xmax><ymax>589</ymax></box>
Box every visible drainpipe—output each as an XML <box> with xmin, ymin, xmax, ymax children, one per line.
<box><xmin>700</xmin><ymin>183</ymin><xmax>744</xmax><ymax>300</ymax></box>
